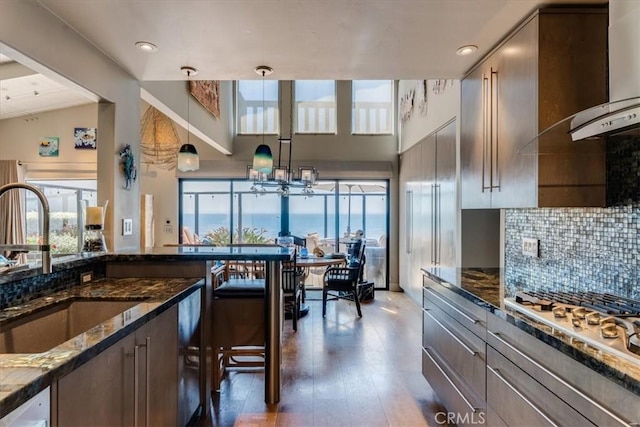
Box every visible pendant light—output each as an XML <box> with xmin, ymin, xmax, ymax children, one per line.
<box><xmin>252</xmin><ymin>65</ymin><xmax>274</xmax><ymax>175</ymax></box>
<box><xmin>177</xmin><ymin>66</ymin><xmax>200</xmax><ymax>172</ymax></box>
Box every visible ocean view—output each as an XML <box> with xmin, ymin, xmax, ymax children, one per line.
<box><xmin>183</xmin><ymin>213</ymin><xmax>387</xmax><ymax>240</ymax></box>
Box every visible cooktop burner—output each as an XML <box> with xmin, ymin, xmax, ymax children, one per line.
<box><xmin>506</xmin><ymin>291</ymin><xmax>640</xmax><ymax>364</ymax></box>
<box><xmin>515</xmin><ymin>291</ymin><xmax>640</xmax><ymax>317</ymax></box>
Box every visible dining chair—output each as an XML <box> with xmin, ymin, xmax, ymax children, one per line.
<box><xmin>322</xmin><ymin>242</ymin><xmax>366</xmax><ymax>317</ymax></box>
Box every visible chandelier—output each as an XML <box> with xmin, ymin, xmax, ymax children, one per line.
<box><xmin>246</xmin><ymin>66</ymin><xmax>318</xmax><ymax>197</ymax></box>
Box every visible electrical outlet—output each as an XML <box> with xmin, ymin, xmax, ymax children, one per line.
<box><xmin>122</xmin><ymin>218</ymin><xmax>133</xmax><ymax>236</ymax></box>
<box><xmin>81</xmin><ymin>272</ymin><xmax>93</xmax><ymax>283</ymax></box>
<box><xmin>522</xmin><ymin>238</ymin><xmax>540</xmax><ymax>257</ymax></box>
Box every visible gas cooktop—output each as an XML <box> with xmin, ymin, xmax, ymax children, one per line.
<box><xmin>505</xmin><ymin>291</ymin><xmax>640</xmax><ymax>365</ymax></box>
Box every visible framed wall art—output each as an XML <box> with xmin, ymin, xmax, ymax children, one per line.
<box><xmin>74</xmin><ymin>127</ymin><xmax>97</xmax><ymax>149</ymax></box>
<box><xmin>189</xmin><ymin>80</ymin><xmax>220</xmax><ymax>119</ymax></box>
<box><xmin>39</xmin><ymin>136</ymin><xmax>59</xmax><ymax>157</ymax></box>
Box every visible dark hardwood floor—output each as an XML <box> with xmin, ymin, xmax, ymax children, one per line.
<box><xmin>201</xmin><ymin>290</ymin><xmax>450</xmax><ymax>427</ymax></box>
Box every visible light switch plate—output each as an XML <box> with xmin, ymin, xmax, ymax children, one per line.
<box><xmin>522</xmin><ymin>237</ymin><xmax>539</xmax><ymax>257</ymax></box>
<box><xmin>122</xmin><ymin>218</ymin><xmax>133</xmax><ymax>236</ymax></box>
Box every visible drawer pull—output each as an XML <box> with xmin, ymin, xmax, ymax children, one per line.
<box><xmin>424</xmin><ymin>348</ymin><xmax>481</xmax><ymax>414</ymax></box>
<box><xmin>424</xmin><ymin>310</ymin><xmax>477</xmax><ymax>356</ymax></box>
<box><xmin>425</xmin><ymin>287</ymin><xmax>479</xmax><ymax>324</ymax></box>
<box><xmin>488</xmin><ymin>331</ymin><xmax>634</xmax><ymax>427</ymax></box>
<box><xmin>487</xmin><ymin>365</ymin><xmax>558</xmax><ymax>427</ymax></box>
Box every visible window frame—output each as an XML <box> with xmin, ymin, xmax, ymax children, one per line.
<box><xmin>351</xmin><ymin>80</ymin><xmax>395</xmax><ymax>135</ymax></box>
<box><xmin>293</xmin><ymin>80</ymin><xmax>337</xmax><ymax>135</ymax></box>
<box><xmin>236</xmin><ymin>80</ymin><xmax>280</xmax><ymax>136</ymax></box>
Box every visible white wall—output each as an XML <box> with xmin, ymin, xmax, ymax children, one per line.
<box><xmin>398</xmin><ymin>79</ymin><xmax>460</xmax><ymax>153</ymax></box>
<box><xmin>0</xmin><ymin>104</ymin><xmax>98</xmax><ymax>178</ymax></box>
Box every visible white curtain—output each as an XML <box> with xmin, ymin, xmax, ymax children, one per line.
<box><xmin>0</xmin><ymin>161</ymin><xmax>26</xmax><ymax>259</ymax></box>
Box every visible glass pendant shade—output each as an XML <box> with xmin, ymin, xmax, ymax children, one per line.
<box><xmin>177</xmin><ymin>143</ymin><xmax>199</xmax><ymax>172</ymax></box>
<box><xmin>253</xmin><ymin>144</ymin><xmax>273</xmax><ymax>174</ymax></box>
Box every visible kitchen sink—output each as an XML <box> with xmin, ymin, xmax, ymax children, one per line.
<box><xmin>0</xmin><ymin>298</ymin><xmax>145</xmax><ymax>353</ymax></box>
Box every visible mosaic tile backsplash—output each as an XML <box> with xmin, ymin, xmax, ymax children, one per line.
<box><xmin>504</xmin><ymin>202</ymin><xmax>639</xmax><ymax>299</ymax></box>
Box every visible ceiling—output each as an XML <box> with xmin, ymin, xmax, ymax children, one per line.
<box><xmin>0</xmin><ymin>0</ymin><xmax>606</xmax><ymax>119</ymax></box>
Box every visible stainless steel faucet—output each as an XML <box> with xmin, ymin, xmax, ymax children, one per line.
<box><xmin>0</xmin><ymin>183</ymin><xmax>52</xmax><ymax>273</ymax></box>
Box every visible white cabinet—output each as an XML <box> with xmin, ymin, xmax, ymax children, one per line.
<box><xmin>56</xmin><ymin>305</ymin><xmax>179</xmax><ymax>427</ymax></box>
<box><xmin>461</xmin><ymin>8</ymin><xmax>608</xmax><ymax>208</ymax></box>
<box><xmin>400</xmin><ymin>120</ymin><xmax>457</xmax><ymax>303</ymax></box>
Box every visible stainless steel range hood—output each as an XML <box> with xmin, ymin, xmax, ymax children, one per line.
<box><xmin>520</xmin><ymin>2</ymin><xmax>640</xmax><ymax>155</ymax></box>
<box><xmin>569</xmin><ymin>97</ymin><xmax>639</xmax><ymax>141</ymax></box>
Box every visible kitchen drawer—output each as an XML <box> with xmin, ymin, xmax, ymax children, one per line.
<box><xmin>422</xmin><ymin>347</ymin><xmax>486</xmax><ymax>427</ymax></box>
<box><xmin>487</xmin><ymin>346</ymin><xmax>595</xmax><ymax>427</ymax></box>
<box><xmin>423</xmin><ymin>303</ymin><xmax>486</xmax><ymax>399</ymax></box>
<box><xmin>423</xmin><ymin>276</ymin><xmax>487</xmax><ymax>339</ymax></box>
<box><xmin>488</xmin><ymin>314</ymin><xmax>640</xmax><ymax>426</ymax></box>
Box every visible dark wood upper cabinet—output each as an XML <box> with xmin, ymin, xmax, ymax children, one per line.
<box><xmin>461</xmin><ymin>7</ymin><xmax>608</xmax><ymax>208</ymax></box>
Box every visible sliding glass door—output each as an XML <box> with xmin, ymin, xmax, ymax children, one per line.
<box><xmin>179</xmin><ymin>178</ymin><xmax>389</xmax><ymax>288</ymax></box>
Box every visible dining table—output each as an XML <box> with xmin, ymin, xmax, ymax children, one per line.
<box><xmin>295</xmin><ymin>255</ymin><xmax>347</xmax><ymax>308</ymax></box>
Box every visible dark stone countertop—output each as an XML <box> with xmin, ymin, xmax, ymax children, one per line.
<box><xmin>0</xmin><ymin>277</ymin><xmax>203</xmax><ymax>418</ymax></box>
<box><xmin>0</xmin><ymin>246</ymin><xmax>294</xmax><ymax>286</ymax></box>
<box><xmin>421</xmin><ymin>267</ymin><xmax>640</xmax><ymax>397</ymax></box>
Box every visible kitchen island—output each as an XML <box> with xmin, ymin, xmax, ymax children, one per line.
<box><xmin>421</xmin><ymin>267</ymin><xmax>639</xmax><ymax>426</ymax></box>
<box><xmin>0</xmin><ymin>277</ymin><xmax>203</xmax><ymax>423</ymax></box>
<box><xmin>0</xmin><ymin>245</ymin><xmax>294</xmax><ymax>422</ymax></box>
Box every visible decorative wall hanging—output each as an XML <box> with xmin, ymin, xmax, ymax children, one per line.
<box><xmin>119</xmin><ymin>144</ymin><xmax>137</xmax><ymax>190</ymax></box>
<box><xmin>432</xmin><ymin>79</ymin><xmax>453</xmax><ymax>95</ymax></box>
<box><xmin>189</xmin><ymin>80</ymin><xmax>220</xmax><ymax>119</ymax></box>
<box><xmin>400</xmin><ymin>89</ymin><xmax>415</xmax><ymax>124</ymax></box>
<box><xmin>140</xmin><ymin>106</ymin><xmax>179</xmax><ymax>170</ymax></box>
<box><xmin>416</xmin><ymin>80</ymin><xmax>428</xmax><ymax>115</ymax></box>
<box><xmin>39</xmin><ymin>137</ymin><xmax>59</xmax><ymax>157</ymax></box>
<box><xmin>74</xmin><ymin>127</ymin><xmax>97</xmax><ymax>149</ymax></box>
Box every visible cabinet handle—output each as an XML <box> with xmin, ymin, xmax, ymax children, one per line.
<box><xmin>424</xmin><ymin>309</ymin><xmax>477</xmax><ymax>356</ymax></box>
<box><xmin>129</xmin><ymin>339</ymin><xmax>151</xmax><ymax>427</ymax></box>
<box><xmin>490</xmin><ymin>68</ymin><xmax>500</xmax><ymax>191</ymax></box>
<box><xmin>431</xmin><ymin>184</ymin><xmax>436</xmax><ymax>264</ymax></box>
<box><xmin>481</xmin><ymin>74</ymin><xmax>490</xmax><ymax>192</ymax></box>
<box><xmin>144</xmin><ymin>337</ymin><xmax>150</xmax><ymax>427</ymax></box>
<box><xmin>487</xmin><ymin>365</ymin><xmax>559</xmax><ymax>427</ymax></box>
<box><xmin>133</xmin><ymin>345</ymin><xmax>140</xmax><ymax>427</ymax></box>
<box><xmin>425</xmin><ymin>287</ymin><xmax>479</xmax><ymax>324</ymax></box>
<box><xmin>424</xmin><ymin>347</ymin><xmax>481</xmax><ymax>413</ymax></box>
<box><xmin>406</xmin><ymin>190</ymin><xmax>413</xmax><ymax>254</ymax></box>
<box><xmin>488</xmin><ymin>331</ymin><xmax>634</xmax><ymax>427</ymax></box>
<box><xmin>436</xmin><ymin>184</ymin><xmax>441</xmax><ymax>264</ymax></box>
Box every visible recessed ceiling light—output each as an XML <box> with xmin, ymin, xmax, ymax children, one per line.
<box><xmin>456</xmin><ymin>45</ymin><xmax>478</xmax><ymax>56</ymax></box>
<box><xmin>135</xmin><ymin>41</ymin><xmax>158</xmax><ymax>53</ymax></box>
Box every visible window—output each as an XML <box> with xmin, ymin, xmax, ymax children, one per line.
<box><xmin>25</xmin><ymin>180</ymin><xmax>97</xmax><ymax>255</ymax></box>
<box><xmin>237</xmin><ymin>80</ymin><xmax>279</xmax><ymax>135</ymax></box>
<box><xmin>179</xmin><ymin>178</ymin><xmax>389</xmax><ymax>289</ymax></box>
<box><xmin>294</xmin><ymin>80</ymin><xmax>336</xmax><ymax>134</ymax></box>
<box><xmin>352</xmin><ymin>80</ymin><xmax>394</xmax><ymax>134</ymax></box>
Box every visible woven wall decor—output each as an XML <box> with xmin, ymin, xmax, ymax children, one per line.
<box><xmin>140</xmin><ymin>106</ymin><xmax>180</xmax><ymax>170</ymax></box>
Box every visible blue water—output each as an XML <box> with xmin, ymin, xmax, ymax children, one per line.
<box><xmin>184</xmin><ymin>213</ymin><xmax>387</xmax><ymax>240</ymax></box>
